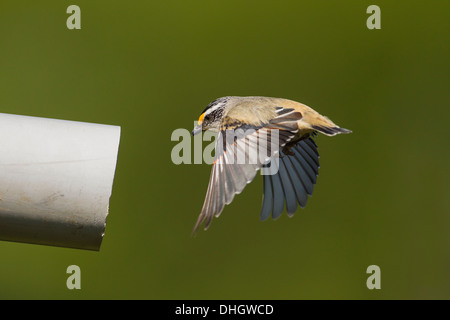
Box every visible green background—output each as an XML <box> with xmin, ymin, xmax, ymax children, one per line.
<box><xmin>0</xmin><ymin>1</ymin><xmax>448</xmax><ymax>299</ymax></box>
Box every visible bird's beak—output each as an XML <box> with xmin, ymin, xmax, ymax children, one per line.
<box><xmin>192</xmin><ymin>112</ymin><xmax>205</xmax><ymax>135</ymax></box>
<box><xmin>192</xmin><ymin>123</ymin><xmax>203</xmax><ymax>136</ymax></box>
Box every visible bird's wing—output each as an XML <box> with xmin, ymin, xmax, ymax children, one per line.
<box><xmin>260</xmin><ymin>136</ymin><xmax>319</xmax><ymax>221</ymax></box>
<box><xmin>193</xmin><ymin>107</ymin><xmax>303</xmax><ymax>232</ymax></box>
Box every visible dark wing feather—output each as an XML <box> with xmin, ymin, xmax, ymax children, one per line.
<box><xmin>193</xmin><ymin>108</ymin><xmax>303</xmax><ymax>232</ymax></box>
<box><xmin>260</xmin><ymin>137</ymin><xmax>320</xmax><ymax>220</ymax></box>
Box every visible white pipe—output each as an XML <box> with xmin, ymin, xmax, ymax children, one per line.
<box><xmin>0</xmin><ymin>113</ymin><xmax>121</xmax><ymax>250</ymax></box>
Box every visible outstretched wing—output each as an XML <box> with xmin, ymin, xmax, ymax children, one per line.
<box><xmin>260</xmin><ymin>136</ymin><xmax>319</xmax><ymax>221</ymax></box>
<box><xmin>193</xmin><ymin>107</ymin><xmax>303</xmax><ymax>232</ymax></box>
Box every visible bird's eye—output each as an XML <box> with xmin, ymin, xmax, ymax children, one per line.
<box><xmin>204</xmin><ymin>115</ymin><xmax>211</xmax><ymax>121</ymax></box>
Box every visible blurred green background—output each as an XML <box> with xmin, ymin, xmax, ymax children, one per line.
<box><xmin>0</xmin><ymin>0</ymin><xmax>448</xmax><ymax>299</ymax></box>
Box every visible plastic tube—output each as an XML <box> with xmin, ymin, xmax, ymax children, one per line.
<box><xmin>0</xmin><ymin>113</ymin><xmax>121</xmax><ymax>250</ymax></box>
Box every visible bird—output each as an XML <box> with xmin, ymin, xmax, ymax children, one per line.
<box><xmin>191</xmin><ymin>96</ymin><xmax>351</xmax><ymax>233</ymax></box>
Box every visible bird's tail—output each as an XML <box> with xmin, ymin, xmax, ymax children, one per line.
<box><xmin>311</xmin><ymin>125</ymin><xmax>352</xmax><ymax>136</ymax></box>
<box><xmin>304</xmin><ymin>112</ymin><xmax>352</xmax><ymax>136</ymax></box>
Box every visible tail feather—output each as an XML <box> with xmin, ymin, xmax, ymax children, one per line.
<box><xmin>302</xmin><ymin>110</ymin><xmax>351</xmax><ymax>136</ymax></box>
<box><xmin>311</xmin><ymin>125</ymin><xmax>352</xmax><ymax>136</ymax></box>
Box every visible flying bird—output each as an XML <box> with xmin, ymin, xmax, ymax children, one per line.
<box><xmin>191</xmin><ymin>96</ymin><xmax>351</xmax><ymax>232</ymax></box>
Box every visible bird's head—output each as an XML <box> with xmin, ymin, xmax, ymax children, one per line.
<box><xmin>192</xmin><ymin>97</ymin><xmax>230</xmax><ymax>135</ymax></box>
